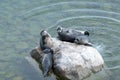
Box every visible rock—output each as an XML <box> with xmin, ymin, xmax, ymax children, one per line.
<box><xmin>30</xmin><ymin>33</ymin><xmax>104</xmax><ymax>80</ymax></box>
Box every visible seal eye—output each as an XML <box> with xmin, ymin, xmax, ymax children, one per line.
<box><xmin>66</xmin><ymin>30</ymin><xmax>70</xmax><ymax>33</ymax></box>
<box><xmin>74</xmin><ymin>38</ymin><xmax>79</xmax><ymax>43</ymax></box>
<box><xmin>76</xmin><ymin>38</ymin><xmax>79</xmax><ymax>42</ymax></box>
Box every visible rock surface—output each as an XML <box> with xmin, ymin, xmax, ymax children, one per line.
<box><xmin>30</xmin><ymin>36</ymin><xmax>104</xmax><ymax>80</ymax></box>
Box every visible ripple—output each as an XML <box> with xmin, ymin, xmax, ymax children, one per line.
<box><xmin>64</xmin><ymin>9</ymin><xmax>120</xmax><ymax>16</ymax></box>
<box><xmin>47</xmin><ymin>16</ymin><xmax>120</xmax><ymax>30</ymax></box>
<box><xmin>20</xmin><ymin>1</ymin><xmax>120</xmax><ymax>18</ymax></box>
<box><xmin>105</xmin><ymin>65</ymin><xmax>120</xmax><ymax>70</ymax></box>
<box><xmin>58</xmin><ymin>16</ymin><xmax>120</xmax><ymax>22</ymax></box>
<box><xmin>20</xmin><ymin>1</ymin><xmax>100</xmax><ymax>16</ymax></box>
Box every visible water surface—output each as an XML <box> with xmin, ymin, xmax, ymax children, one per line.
<box><xmin>0</xmin><ymin>0</ymin><xmax>120</xmax><ymax>80</ymax></box>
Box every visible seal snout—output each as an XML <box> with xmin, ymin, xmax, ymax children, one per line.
<box><xmin>40</xmin><ymin>30</ymin><xmax>50</xmax><ymax>37</ymax></box>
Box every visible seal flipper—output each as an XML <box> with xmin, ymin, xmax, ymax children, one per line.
<box><xmin>42</xmin><ymin>48</ymin><xmax>53</xmax><ymax>77</ymax></box>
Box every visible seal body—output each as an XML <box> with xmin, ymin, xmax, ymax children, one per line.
<box><xmin>57</xmin><ymin>26</ymin><xmax>91</xmax><ymax>45</ymax></box>
<box><xmin>42</xmin><ymin>48</ymin><xmax>53</xmax><ymax>77</ymax></box>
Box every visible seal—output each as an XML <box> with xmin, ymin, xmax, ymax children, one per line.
<box><xmin>57</xmin><ymin>26</ymin><xmax>75</xmax><ymax>42</ymax></box>
<box><xmin>40</xmin><ymin>30</ymin><xmax>51</xmax><ymax>50</ymax></box>
<box><xmin>57</xmin><ymin>26</ymin><xmax>91</xmax><ymax>45</ymax></box>
<box><xmin>74</xmin><ymin>36</ymin><xmax>92</xmax><ymax>46</ymax></box>
<box><xmin>42</xmin><ymin>48</ymin><xmax>53</xmax><ymax>77</ymax></box>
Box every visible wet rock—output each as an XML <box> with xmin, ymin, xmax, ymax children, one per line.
<box><xmin>30</xmin><ymin>37</ymin><xmax>104</xmax><ymax>80</ymax></box>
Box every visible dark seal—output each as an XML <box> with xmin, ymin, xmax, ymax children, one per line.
<box><xmin>57</xmin><ymin>26</ymin><xmax>91</xmax><ymax>45</ymax></box>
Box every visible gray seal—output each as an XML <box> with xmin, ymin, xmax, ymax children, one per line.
<box><xmin>40</xmin><ymin>30</ymin><xmax>50</xmax><ymax>50</ymax></box>
<box><xmin>42</xmin><ymin>48</ymin><xmax>53</xmax><ymax>77</ymax></box>
<box><xmin>57</xmin><ymin>26</ymin><xmax>91</xmax><ymax>45</ymax></box>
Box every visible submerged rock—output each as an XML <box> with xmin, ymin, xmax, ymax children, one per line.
<box><xmin>30</xmin><ymin>32</ymin><xmax>104</xmax><ymax>80</ymax></box>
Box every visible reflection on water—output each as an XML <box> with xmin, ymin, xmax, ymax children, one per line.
<box><xmin>0</xmin><ymin>0</ymin><xmax>120</xmax><ymax>80</ymax></box>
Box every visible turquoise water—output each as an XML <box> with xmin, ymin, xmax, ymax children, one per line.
<box><xmin>0</xmin><ymin>0</ymin><xmax>120</xmax><ymax>80</ymax></box>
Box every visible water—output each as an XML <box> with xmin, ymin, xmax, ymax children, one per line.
<box><xmin>0</xmin><ymin>0</ymin><xmax>120</xmax><ymax>80</ymax></box>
